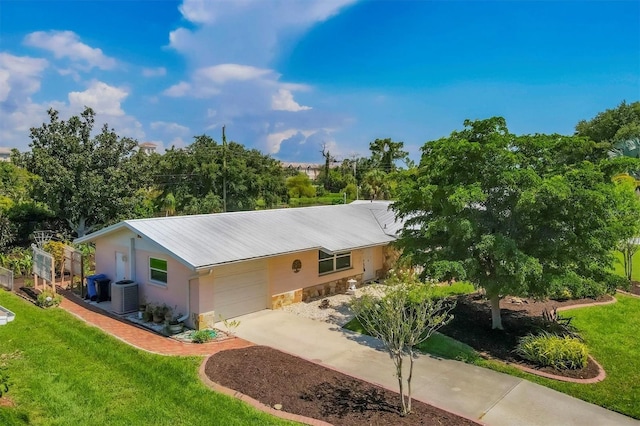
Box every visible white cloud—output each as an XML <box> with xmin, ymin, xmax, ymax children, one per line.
<box><xmin>169</xmin><ymin>0</ymin><xmax>357</xmax><ymax>66</ymax></box>
<box><xmin>0</xmin><ymin>53</ymin><xmax>48</xmax><ymax>102</ymax></box>
<box><xmin>196</xmin><ymin>64</ymin><xmax>272</xmax><ymax>84</ymax></box>
<box><xmin>142</xmin><ymin>67</ymin><xmax>167</xmax><ymax>77</ymax></box>
<box><xmin>163</xmin><ymin>81</ymin><xmax>192</xmax><ymax>97</ymax></box>
<box><xmin>0</xmin><ymin>53</ymin><xmax>51</xmax><ymax>148</ymax></box>
<box><xmin>271</xmin><ymin>89</ymin><xmax>311</xmax><ymax>112</ymax></box>
<box><xmin>24</xmin><ymin>30</ymin><xmax>116</xmax><ymax>70</ymax></box>
<box><xmin>68</xmin><ymin>81</ymin><xmax>128</xmax><ymax>116</ymax></box>
<box><xmin>150</xmin><ymin>121</ymin><xmax>190</xmax><ymax>135</ymax></box>
<box><xmin>266</xmin><ymin>128</ymin><xmax>315</xmax><ymax>154</ymax></box>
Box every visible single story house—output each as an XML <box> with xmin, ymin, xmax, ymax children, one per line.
<box><xmin>75</xmin><ymin>201</ymin><xmax>402</xmax><ymax>329</ymax></box>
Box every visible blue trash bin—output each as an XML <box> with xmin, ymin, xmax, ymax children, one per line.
<box><xmin>86</xmin><ymin>274</ymin><xmax>107</xmax><ymax>301</ymax></box>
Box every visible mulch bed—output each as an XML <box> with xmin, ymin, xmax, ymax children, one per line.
<box><xmin>627</xmin><ymin>281</ymin><xmax>640</xmax><ymax>296</ymax></box>
<box><xmin>205</xmin><ymin>346</ymin><xmax>478</xmax><ymax>426</ymax></box>
<box><xmin>439</xmin><ymin>293</ymin><xmax>613</xmax><ymax>380</ymax></box>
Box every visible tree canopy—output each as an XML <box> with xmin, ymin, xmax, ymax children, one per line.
<box><xmin>156</xmin><ymin>134</ymin><xmax>287</xmax><ymax>214</ymax></box>
<box><xmin>393</xmin><ymin>117</ymin><xmax>634</xmax><ymax>329</ymax></box>
<box><xmin>16</xmin><ymin>108</ymin><xmax>150</xmax><ymax>237</ymax></box>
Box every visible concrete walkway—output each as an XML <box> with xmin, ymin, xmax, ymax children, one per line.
<box><xmin>230</xmin><ymin>309</ymin><xmax>639</xmax><ymax>426</ymax></box>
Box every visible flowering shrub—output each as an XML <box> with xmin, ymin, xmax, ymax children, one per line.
<box><xmin>36</xmin><ymin>290</ymin><xmax>62</xmax><ymax>308</ymax></box>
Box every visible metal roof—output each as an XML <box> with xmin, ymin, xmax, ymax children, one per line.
<box><xmin>76</xmin><ymin>201</ymin><xmax>402</xmax><ymax>270</ymax></box>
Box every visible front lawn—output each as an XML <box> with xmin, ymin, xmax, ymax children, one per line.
<box><xmin>0</xmin><ymin>291</ymin><xmax>292</xmax><ymax>425</ymax></box>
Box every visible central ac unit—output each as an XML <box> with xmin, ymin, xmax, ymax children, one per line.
<box><xmin>111</xmin><ymin>281</ymin><xmax>139</xmax><ymax>314</ymax></box>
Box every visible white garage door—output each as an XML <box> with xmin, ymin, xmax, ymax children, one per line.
<box><xmin>213</xmin><ymin>260</ymin><xmax>268</xmax><ymax>319</ymax></box>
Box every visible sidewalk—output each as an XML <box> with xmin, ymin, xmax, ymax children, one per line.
<box><xmin>231</xmin><ymin>309</ymin><xmax>639</xmax><ymax>426</ymax></box>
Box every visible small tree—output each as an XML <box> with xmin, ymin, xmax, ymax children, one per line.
<box><xmin>612</xmin><ymin>176</ymin><xmax>640</xmax><ymax>283</ymax></box>
<box><xmin>350</xmin><ymin>271</ymin><xmax>454</xmax><ymax>416</ymax></box>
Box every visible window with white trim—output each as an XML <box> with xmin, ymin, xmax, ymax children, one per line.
<box><xmin>318</xmin><ymin>250</ymin><xmax>351</xmax><ymax>274</ymax></box>
<box><xmin>149</xmin><ymin>257</ymin><xmax>168</xmax><ymax>285</ymax></box>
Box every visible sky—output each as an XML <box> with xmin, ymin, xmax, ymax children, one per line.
<box><xmin>1</xmin><ymin>0</ymin><xmax>638</xmax><ymax>163</ymax></box>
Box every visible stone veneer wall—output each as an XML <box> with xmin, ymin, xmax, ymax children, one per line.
<box><xmin>270</xmin><ymin>273</ymin><xmax>364</xmax><ymax>309</ymax></box>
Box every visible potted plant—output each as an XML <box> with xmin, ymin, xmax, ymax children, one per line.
<box><xmin>153</xmin><ymin>304</ymin><xmax>169</xmax><ymax>323</ymax></box>
<box><xmin>138</xmin><ymin>299</ymin><xmax>147</xmax><ymax>319</ymax></box>
<box><xmin>143</xmin><ymin>304</ymin><xmax>154</xmax><ymax>322</ymax></box>
<box><xmin>166</xmin><ymin>313</ymin><xmax>184</xmax><ymax>335</ymax></box>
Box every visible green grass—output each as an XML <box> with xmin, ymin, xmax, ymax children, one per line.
<box><xmin>613</xmin><ymin>250</ymin><xmax>640</xmax><ymax>282</ymax></box>
<box><xmin>428</xmin><ymin>281</ymin><xmax>476</xmax><ymax>298</ymax></box>
<box><xmin>345</xmin><ymin>290</ymin><xmax>640</xmax><ymax>420</ymax></box>
<box><xmin>0</xmin><ymin>291</ymin><xmax>294</xmax><ymax>426</ymax></box>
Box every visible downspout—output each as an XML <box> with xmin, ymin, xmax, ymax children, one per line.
<box><xmin>177</xmin><ymin>279</ymin><xmax>192</xmax><ymax>323</ymax></box>
<box><xmin>129</xmin><ymin>238</ymin><xmax>136</xmax><ymax>282</ymax></box>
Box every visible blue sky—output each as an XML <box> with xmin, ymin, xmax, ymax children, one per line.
<box><xmin>1</xmin><ymin>0</ymin><xmax>638</xmax><ymax>162</ymax></box>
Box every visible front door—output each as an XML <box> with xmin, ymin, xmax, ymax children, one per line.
<box><xmin>115</xmin><ymin>251</ymin><xmax>128</xmax><ymax>282</ymax></box>
<box><xmin>363</xmin><ymin>248</ymin><xmax>375</xmax><ymax>282</ymax></box>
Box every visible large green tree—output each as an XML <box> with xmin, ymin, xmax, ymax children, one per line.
<box><xmin>17</xmin><ymin>108</ymin><xmax>151</xmax><ymax>237</ymax></box>
<box><xmin>576</xmin><ymin>101</ymin><xmax>640</xmax><ymax>179</ymax></box>
<box><xmin>394</xmin><ymin>117</ymin><xmax>632</xmax><ymax>329</ymax></box>
<box><xmin>575</xmin><ymin>101</ymin><xmax>640</xmax><ymax>144</ymax></box>
<box><xmin>156</xmin><ymin>135</ymin><xmax>286</xmax><ymax>213</ymax></box>
<box><xmin>369</xmin><ymin>138</ymin><xmax>408</xmax><ymax>172</ymax></box>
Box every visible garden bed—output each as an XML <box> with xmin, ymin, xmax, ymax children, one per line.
<box><xmin>439</xmin><ymin>294</ymin><xmax>613</xmax><ymax>380</ymax></box>
<box><xmin>205</xmin><ymin>346</ymin><xmax>478</xmax><ymax>426</ymax></box>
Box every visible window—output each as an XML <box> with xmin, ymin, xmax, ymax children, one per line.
<box><xmin>318</xmin><ymin>250</ymin><xmax>351</xmax><ymax>274</ymax></box>
<box><xmin>149</xmin><ymin>257</ymin><xmax>168</xmax><ymax>284</ymax></box>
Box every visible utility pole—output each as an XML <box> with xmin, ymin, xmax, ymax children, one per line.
<box><xmin>222</xmin><ymin>125</ymin><xmax>227</xmax><ymax>213</ymax></box>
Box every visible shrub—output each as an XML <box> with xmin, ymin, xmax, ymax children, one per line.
<box><xmin>540</xmin><ymin>307</ymin><xmax>581</xmax><ymax>340</ymax></box>
<box><xmin>36</xmin><ymin>290</ymin><xmax>62</xmax><ymax>308</ymax></box>
<box><xmin>191</xmin><ymin>329</ymin><xmax>216</xmax><ymax>344</ymax></box>
<box><xmin>516</xmin><ymin>332</ymin><xmax>588</xmax><ymax>370</ymax></box>
<box><xmin>548</xmin><ymin>272</ymin><xmax>609</xmax><ymax>300</ymax></box>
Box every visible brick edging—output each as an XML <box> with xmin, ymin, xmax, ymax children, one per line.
<box><xmin>616</xmin><ymin>289</ymin><xmax>640</xmax><ymax>299</ymax></box>
<box><xmin>556</xmin><ymin>295</ymin><xmax>617</xmax><ymax>312</ymax></box>
<box><xmin>511</xmin><ymin>295</ymin><xmax>617</xmax><ymax>383</ymax></box>
<box><xmin>198</xmin><ymin>357</ymin><xmax>332</xmax><ymax>426</ymax></box>
<box><xmin>509</xmin><ymin>355</ymin><xmax>607</xmax><ymax>383</ymax></box>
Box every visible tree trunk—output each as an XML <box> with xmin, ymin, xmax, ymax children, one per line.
<box><xmin>395</xmin><ymin>354</ymin><xmax>407</xmax><ymax>415</ymax></box>
<box><xmin>407</xmin><ymin>350</ymin><xmax>414</xmax><ymax>414</ymax></box>
<box><xmin>490</xmin><ymin>294</ymin><xmax>503</xmax><ymax>330</ymax></box>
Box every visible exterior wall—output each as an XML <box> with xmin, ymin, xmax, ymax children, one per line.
<box><xmin>93</xmin><ymin>229</ymin><xmax>194</xmax><ymax>327</ymax></box>
<box><xmin>267</xmin><ymin>245</ymin><xmax>387</xmax><ymax>309</ymax></box>
<box><xmin>135</xmin><ymin>248</ymin><xmax>192</xmax><ymax>325</ymax></box>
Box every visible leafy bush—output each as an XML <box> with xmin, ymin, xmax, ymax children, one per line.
<box><xmin>548</xmin><ymin>272</ymin><xmax>610</xmax><ymax>300</ymax></box>
<box><xmin>191</xmin><ymin>329</ymin><xmax>216</xmax><ymax>344</ymax></box>
<box><xmin>516</xmin><ymin>332</ymin><xmax>588</xmax><ymax>370</ymax></box>
<box><xmin>36</xmin><ymin>290</ymin><xmax>62</xmax><ymax>308</ymax></box>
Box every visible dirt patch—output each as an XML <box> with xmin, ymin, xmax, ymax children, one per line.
<box><xmin>439</xmin><ymin>294</ymin><xmax>612</xmax><ymax>380</ymax></box>
<box><xmin>205</xmin><ymin>346</ymin><xmax>478</xmax><ymax>426</ymax></box>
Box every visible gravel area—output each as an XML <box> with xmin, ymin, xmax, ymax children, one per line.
<box><xmin>282</xmin><ymin>283</ymin><xmax>387</xmax><ymax>326</ymax></box>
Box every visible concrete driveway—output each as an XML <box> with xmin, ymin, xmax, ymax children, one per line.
<box><xmin>228</xmin><ymin>309</ymin><xmax>638</xmax><ymax>426</ymax></box>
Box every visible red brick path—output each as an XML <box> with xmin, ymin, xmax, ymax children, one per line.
<box><xmin>59</xmin><ymin>294</ymin><xmax>253</xmax><ymax>356</ymax></box>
